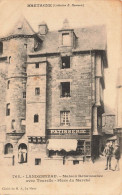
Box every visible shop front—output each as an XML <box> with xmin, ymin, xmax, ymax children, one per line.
<box><xmin>46</xmin><ymin>138</ymin><xmax>91</xmax><ymax>165</ymax></box>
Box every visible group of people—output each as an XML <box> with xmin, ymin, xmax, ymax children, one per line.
<box><xmin>103</xmin><ymin>142</ymin><xmax>120</xmax><ymax>171</ymax></box>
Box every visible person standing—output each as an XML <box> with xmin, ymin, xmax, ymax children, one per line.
<box><xmin>104</xmin><ymin>142</ymin><xmax>113</xmax><ymax>170</ymax></box>
<box><xmin>114</xmin><ymin>144</ymin><xmax>120</xmax><ymax>171</ymax></box>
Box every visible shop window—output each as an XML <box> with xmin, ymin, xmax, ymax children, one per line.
<box><xmin>61</xmin><ymin>56</ymin><xmax>70</xmax><ymax>69</ymax></box>
<box><xmin>35</xmin><ymin>87</ymin><xmax>40</xmax><ymax>95</ymax></box>
<box><xmin>35</xmin><ymin>63</ymin><xmax>39</xmax><ymax>68</ymax></box>
<box><xmin>23</xmin><ymin>92</ymin><xmax>26</xmax><ymax>98</ymax></box>
<box><xmin>77</xmin><ymin>140</ymin><xmax>84</xmax><ymax>155</ymax></box>
<box><xmin>62</xmin><ymin>33</ymin><xmax>71</xmax><ymax>46</ymax></box>
<box><xmin>4</xmin><ymin>143</ymin><xmax>13</xmax><ymax>154</ymax></box>
<box><xmin>7</xmin><ymin>80</ymin><xmax>10</xmax><ymax>89</ymax></box>
<box><xmin>60</xmin><ymin>111</ymin><xmax>70</xmax><ymax>126</ymax></box>
<box><xmin>0</xmin><ymin>42</ymin><xmax>3</xmax><ymax>54</ymax></box>
<box><xmin>11</xmin><ymin>119</ymin><xmax>15</xmax><ymax>129</ymax></box>
<box><xmin>61</xmin><ymin>82</ymin><xmax>70</xmax><ymax>97</ymax></box>
<box><xmin>35</xmin><ymin>158</ymin><xmax>41</xmax><ymax>165</ymax></box>
<box><xmin>18</xmin><ymin>143</ymin><xmax>27</xmax><ymax>163</ymax></box>
<box><xmin>85</xmin><ymin>142</ymin><xmax>90</xmax><ymax>155</ymax></box>
<box><xmin>34</xmin><ymin>114</ymin><xmax>39</xmax><ymax>123</ymax></box>
<box><xmin>6</xmin><ymin>103</ymin><xmax>10</xmax><ymax>116</ymax></box>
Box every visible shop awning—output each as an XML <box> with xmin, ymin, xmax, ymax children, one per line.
<box><xmin>107</xmin><ymin>135</ymin><xmax>117</xmax><ymax>141</ymax></box>
<box><xmin>47</xmin><ymin>139</ymin><xmax>77</xmax><ymax>151</ymax></box>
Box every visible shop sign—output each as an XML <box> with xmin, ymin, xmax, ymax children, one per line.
<box><xmin>47</xmin><ymin>129</ymin><xmax>90</xmax><ymax>135</ymax></box>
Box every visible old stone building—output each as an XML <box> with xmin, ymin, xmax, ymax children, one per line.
<box><xmin>102</xmin><ymin>105</ymin><xmax>116</xmax><ymax>146</ymax></box>
<box><xmin>114</xmin><ymin>67</ymin><xmax>122</xmax><ymax>153</ymax></box>
<box><xmin>0</xmin><ymin>17</ymin><xmax>108</xmax><ymax>165</ymax></box>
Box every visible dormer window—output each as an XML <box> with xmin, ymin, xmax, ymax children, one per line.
<box><xmin>62</xmin><ymin>33</ymin><xmax>71</xmax><ymax>46</ymax></box>
<box><xmin>17</xmin><ymin>23</ymin><xmax>23</xmax><ymax>30</ymax></box>
<box><xmin>59</xmin><ymin>20</ymin><xmax>77</xmax><ymax>49</ymax></box>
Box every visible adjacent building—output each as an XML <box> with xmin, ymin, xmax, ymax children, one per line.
<box><xmin>0</xmin><ymin>18</ymin><xmax>108</xmax><ymax>165</ymax></box>
<box><xmin>114</xmin><ymin>67</ymin><xmax>122</xmax><ymax>153</ymax></box>
<box><xmin>102</xmin><ymin>105</ymin><xmax>116</xmax><ymax>146</ymax></box>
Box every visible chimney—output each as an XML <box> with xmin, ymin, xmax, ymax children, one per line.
<box><xmin>62</xmin><ymin>19</ymin><xmax>70</xmax><ymax>30</ymax></box>
<box><xmin>38</xmin><ymin>21</ymin><xmax>48</xmax><ymax>35</ymax></box>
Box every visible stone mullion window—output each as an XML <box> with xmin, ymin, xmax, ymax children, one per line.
<box><xmin>60</xmin><ymin>111</ymin><xmax>70</xmax><ymax>126</ymax></box>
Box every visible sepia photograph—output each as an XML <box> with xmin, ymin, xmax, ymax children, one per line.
<box><xmin>0</xmin><ymin>0</ymin><xmax>121</xmax><ymax>194</ymax></box>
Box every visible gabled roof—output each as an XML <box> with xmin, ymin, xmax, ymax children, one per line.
<box><xmin>0</xmin><ymin>16</ymin><xmax>35</xmax><ymax>39</ymax></box>
<box><xmin>33</xmin><ymin>24</ymin><xmax>107</xmax><ymax>55</ymax></box>
<box><xmin>10</xmin><ymin>16</ymin><xmax>35</xmax><ymax>36</ymax></box>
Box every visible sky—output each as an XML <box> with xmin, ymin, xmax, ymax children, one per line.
<box><xmin>0</xmin><ymin>0</ymin><xmax>121</xmax><ymax>111</ymax></box>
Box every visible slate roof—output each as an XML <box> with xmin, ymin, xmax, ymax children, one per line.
<box><xmin>0</xmin><ymin>17</ymin><xmax>107</xmax><ymax>55</ymax></box>
<box><xmin>34</xmin><ymin>25</ymin><xmax>107</xmax><ymax>54</ymax></box>
<box><xmin>0</xmin><ymin>16</ymin><xmax>35</xmax><ymax>38</ymax></box>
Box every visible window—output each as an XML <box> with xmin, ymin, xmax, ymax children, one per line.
<box><xmin>60</xmin><ymin>111</ymin><xmax>70</xmax><ymax>126</ymax></box>
<box><xmin>35</xmin><ymin>88</ymin><xmax>40</xmax><ymax>95</ymax></box>
<box><xmin>9</xmin><ymin>56</ymin><xmax>11</xmax><ymax>63</ymax></box>
<box><xmin>21</xmin><ymin>119</ymin><xmax>26</xmax><ymax>126</ymax></box>
<box><xmin>24</xmin><ymin>43</ymin><xmax>27</xmax><ymax>49</ymax></box>
<box><xmin>61</xmin><ymin>56</ymin><xmax>70</xmax><ymax>69</ymax></box>
<box><xmin>35</xmin><ymin>63</ymin><xmax>39</xmax><ymax>68</ymax></box>
<box><xmin>62</xmin><ymin>33</ymin><xmax>71</xmax><ymax>46</ymax></box>
<box><xmin>11</xmin><ymin>120</ymin><xmax>15</xmax><ymax>129</ymax></box>
<box><xmin>7</xmin><ymin>80</ymin><xmax>10</xmax><ymax>89</ymax></box>
<box><xmin>102</xmin><ymin>115</ymin><xmax>106</xmax><ymax>127</ymax></box>
<box><xmin>0</xmin><ymin>42</ymin><xmax>3</xmax><ymax>54</ymax></box>
<box><xmin>34</xmin><ymin>114</ymin><xmax>39</xmax><ymax>123</ymax></box>
<box><xmin>97</xmin><ymin>116</ymin><xmax>102</xmax><ymax>128</ymax></box>
<box><xmin>61</xmin><ymin>82</ymin><xmax>70</xmax><ymax>97</ymax></box>
<box><xmin>6</xmin><ymin>103</ymin><xmax>10</xmax><ymax>116</ymax></box>
<box><xmin>23</xmin><ymin>67</ymin><xmax>26</xmax><ymax>73</ymax></box>
<box><xmin>22</xmin><ymin>82</ymin><xmax>26</xmax><ymax>89</ymax></box>
<box><xmin>23</xmin><ymin>92</ymin><xmax>26</xmax><ymax>98</ymax></box>
<box><xmin>35</xmin><ymin>158</ymin><xmax>41</xmax><ymax>165</ymax></box>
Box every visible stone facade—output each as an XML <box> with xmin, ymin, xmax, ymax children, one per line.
<box><xmin>0</xmin><ymin>18</ymin><xmax>108</xmax><ymax>166</ymax></box>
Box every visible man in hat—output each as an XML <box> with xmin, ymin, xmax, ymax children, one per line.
<box><xmin>104</xmin><ymin>142</ymin><xmax>113</xmax><ymax>170</ymax></box>
<box><xmin>113</xmin><ymin>143</ymin><xmax>120</xmax><ymax>171</ymax></box>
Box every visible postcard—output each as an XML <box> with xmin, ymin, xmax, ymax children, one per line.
<box><xmin>0</xmin><ymin>0</ymin><xmax>121</xmax><ymax>194</ymax></box>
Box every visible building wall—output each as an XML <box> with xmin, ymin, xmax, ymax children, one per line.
<box><xmin>0</xmin><ymin>23</ymin><xmax>107</xmax><ymax>164</ymax></box>
<box><xmin>102</xmin><ymin>114</ymin><xmax>116</xmax><ymax>134</ymax></box>
<box><xmin>46</xmin><ymin>53</ymin><xmax>93</xmax><ymax>130</ymax></box>
<box><xmin>5</xmin><ymin>38</ymin><xmax>27</xmax><ymax>133</ymax></box>
<box><xmin>26</xmin><ymin>62</ymin><xmax>47</xmax><ymax>137</ymax></box>
<box><xmin>0</xmin><ymin>60</ymin><xmax>7</xmax><ymax>129</ymax></box>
